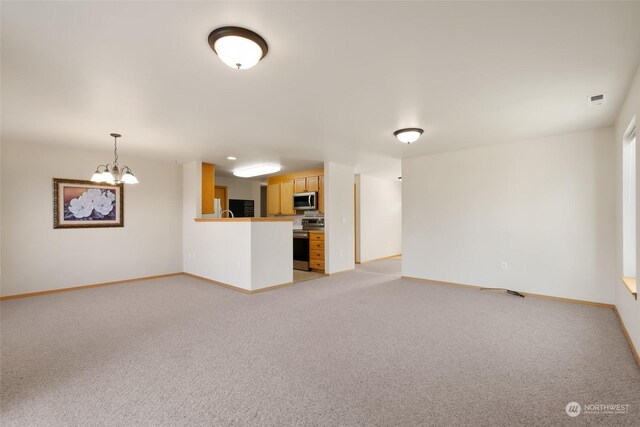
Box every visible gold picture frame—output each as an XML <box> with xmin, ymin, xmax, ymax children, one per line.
<box><xmin>53</xmin><ymin>178</ymin><xmax>124</xmax><ymax>229</ymax></box>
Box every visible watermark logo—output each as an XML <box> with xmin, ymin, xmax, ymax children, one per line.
<box><xmin>583</xmin><ymin>403</ymin><xmax>629</xmax><ymax>415</ymax></box>
<box><xmin>565</xmin><ymin>401</ymin><xmax>630</xmax><ymax>417</ymax></box>
<box><xmin>566</xmin><ymin>402</ymin><xmax>581</xmax><ymax>417</ymax></box>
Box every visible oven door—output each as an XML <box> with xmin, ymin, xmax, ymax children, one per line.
<box><xmin>293</xmin><ymin>231</ymin><xmax>310</xmax><ymax>271</ymax></box>
<box><xmin>293</xmin><ymin>192</ymin><xmax>317</xmax><ymax>210</ymax></box>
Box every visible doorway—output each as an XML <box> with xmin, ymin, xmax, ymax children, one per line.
<box><xmin>354</xmin><ymin>174</ymin><xmax>402</xmax><ymax>269</ymax></box>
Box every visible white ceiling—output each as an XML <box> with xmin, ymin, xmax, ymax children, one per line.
<box><xmin>3</xmin><ymin>1</ymin><xmax>640</xmax><ymax>179</ymax></box>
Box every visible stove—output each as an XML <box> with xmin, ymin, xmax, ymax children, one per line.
<box><xmin>294</xmin><ymin>217</ymin><xmax>324</xmax><ymax>271</ymax></box>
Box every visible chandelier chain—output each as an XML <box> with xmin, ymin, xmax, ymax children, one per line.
<box><xmin>113</xmin><ymin>135</ymin><xmax>119</xmax><ymax>167</ymax></box>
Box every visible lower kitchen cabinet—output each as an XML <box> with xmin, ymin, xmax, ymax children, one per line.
<box><xmin>309</xmin><ymin>231</ymin><xmax>325</xmax><ymax>273</ymax></box>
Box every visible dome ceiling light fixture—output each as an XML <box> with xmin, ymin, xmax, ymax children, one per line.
<box><xmin>394</xmin><ymin>128</ymin><xmax>424</xmax><ymax>144</ymax></box>
<box><xmin>208</xmin><ymin>26</ymin><xmax>268</xmax><ymax>70</ymax></box>
<box><xmin>90</xmin><ymin>133</ymin><xmax>139</xmax><ymax>184</ymax></box>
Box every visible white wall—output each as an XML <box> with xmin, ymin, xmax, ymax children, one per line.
<box><xmin>0</xmin><ymin>140</ymin><xmax>183</xmax><ymax>297</ymax></box>
<box><xmin>403</xmin><ymin>128</ymin><xmax>617</xmax><ymax>304</ymax></box>
<box><xmin>250</xmin><ymin>221</ymin><xmax>293</xmax><ymax>290</ymax></box>
<box><xmin>215</xmin><ymin>176</ymin><xmax>262</xmax><ymax>216</ymax></box>
<box><xmin>615</xmin><ymin>65</ymin><xmax>640</xmax><ymax>356</ymax></box>
<box><xmin>355</xmin><ymin>174</ymin><xmax>402</xmax><ymax>263</ymax></box>
<box><xmin>324</xmin><ymin>161</ymin><xmax>355</xmax><ymax>274</ymax></box>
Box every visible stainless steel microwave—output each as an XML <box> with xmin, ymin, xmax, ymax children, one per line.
<box><xmin>293</xmin><ymin>192</ymin><xmax>317</xmax><ymax>210</ymax></box>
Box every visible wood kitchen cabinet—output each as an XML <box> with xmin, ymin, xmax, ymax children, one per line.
<box><xmin>267</xmin><ymin>180</ymin><xmax>296</xmax><ymax>215</ymax></box>
<box><xmin>280</xmin><ymin>180</ymin><xmax>295</xmax><ymax>215</ymax></box>
<box><xmin>294</xmin><ymin>178</ymin><xmax>306</xmax><ymax>193</ymax></box>
<box><xmin>294</xmin><ymin>176</ymin><xmax>319</xmax><ymax>193</ymax></box>
<box><xmin>309</xmin><ymin>231</ymin><xmax>325</xmax><ymax>272</ymax></box>
<box><xmin>318</xmin><ymin>175</ymin><xmax>324</xmax><ymax>214</ymax></box>
<box><xmin>266</xmin><ymin>168</ymin><xmax>324</xmax><ymax>216</ymax></box>
<box><xmin>306</xmin><ymin>176</ymin><xmax>319</xmax><ymax>192</ymax></box>
<box><xmin>267</xmin><ymin>183</ymin><xmax>281</xmax><ymax>215</ymax></box>
<box><xmin>201</xmin><ymin>162</ymin><xmax>216</xmax><ymax>214</ymax></box>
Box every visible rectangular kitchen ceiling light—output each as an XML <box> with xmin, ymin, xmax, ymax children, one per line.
<box><xmin>233</xmin><ymin>164</ymin><xmax>281</xmax><ymax>178</ymax></box>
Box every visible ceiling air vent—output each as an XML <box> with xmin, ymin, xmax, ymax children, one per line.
<box><xmin>588</xmin><ymin>93</ymin><xmax>605</xmax><ymax>106</ymax></box>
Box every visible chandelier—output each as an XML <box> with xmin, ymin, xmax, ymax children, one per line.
<box><xmin>90</xmin><ymin>133</ymin><xmax>139</xmax><ymax>184</ymax></box>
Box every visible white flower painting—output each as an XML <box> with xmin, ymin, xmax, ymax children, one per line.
<box><xmin>54</xmin><ymin>179</ymin><xmax>123</xmax><ymax>228</ymax></box>
<box><xmin>65</xmin><ymin>189</ymin><xmax>116</xmax><ymax>220</ymax></box>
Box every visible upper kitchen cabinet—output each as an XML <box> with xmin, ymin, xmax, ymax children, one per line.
<box><xmin>267</xmin><ymin>180</ymin><xmax>296</xmax><ymax>215</ymax></box>
<box><xmin>202</xmin><ymin>162</ymin><xmax>216</xmax><ymax>214</ymax></box>
<box><xmin>306</xmin><ymin>176</ymin><xmax>319</xmax><ymax>192</ymax></box>
<box><xmin>267</xmin><ymin>183</ymin><xmax>281</xmax><ymax>215</ymax></box>
<box><xmin>318</xmin><ymin>175</ymin><xmax>324</xmax><ymax>214</ymax></box>
<box><xmin>280</xmin><ymin>181</ymin><xmax>295</xmax><ymax>215</ymax></box>
<box><xmin>294</xmin><ymin>178</ymin><xmax>306</xmax><ymax>193</ymax></box>
<box><xmin>295</xmin><ymin>176</ymin><xmax>319</xmax><ymax>193</ymax></box>
<box><xmin>266</xmin><ymin>168</ymin><xmax>324</xmax><ymax>216</ymax></box>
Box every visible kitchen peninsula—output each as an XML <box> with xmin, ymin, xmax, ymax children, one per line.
<box><xmin>183</xmin><ymin>162</ymin><xmax>293</xmax><ymax>293</ymax></box>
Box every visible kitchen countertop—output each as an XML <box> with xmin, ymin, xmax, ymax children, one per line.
<box><xmin>194</xmin><ymin>217</ymin><xmax>293</xmax><ymax>222</ymax></box>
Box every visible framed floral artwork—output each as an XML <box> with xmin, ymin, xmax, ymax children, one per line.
<box><xmin>53</xmin><ymin>179</ymin><xmax>124</xmax><ymax>228</ymax></box>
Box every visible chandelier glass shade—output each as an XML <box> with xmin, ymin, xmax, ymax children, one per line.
<box><xmin>90</xmin><ymin>133</ymin><xmax>139</xmax><ymax>185</ymax></box>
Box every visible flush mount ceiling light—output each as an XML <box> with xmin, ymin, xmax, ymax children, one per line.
<box><xmin>227</xmin><ymin>156</ymin><xmax>237</xmax><ymax>160</ymax></box>
<box><xmin>233</xmin><ymin>164</ymin><xmax>281</xmax><ymax>178</ymax></box>
<box><xmin>90</xmin><ymin>133</ymin><xmax>139</xmax><ymax>184</ymax></box>
<box><xmin>394</xmin><ymin>128</ymin><xmax>424</xmax><ymax>144</ymax></box>
<box><xmin>208</xmin><ymin>26</ymin><xmax>268</xmax><ymax>70</ymax></box>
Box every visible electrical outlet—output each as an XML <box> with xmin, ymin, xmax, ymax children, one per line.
<box><xmin>342</xmin><ymin>217</ymin><xmax>347</xmax><ymax>224</ymax></box>
<box><xmin>501</xmin><ymin>261</ymin><xmax>508</xmax><ymax>271</ymax></box>
<box><xmin>340</xmin><ymin>249</ymin><xmax>344</xmax><ymax>258</ymax></box>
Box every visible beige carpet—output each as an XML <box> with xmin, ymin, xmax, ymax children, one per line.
<box><xmin>356</xmin><ymin>258</ymin><xmax>402</xmax><ymax>277</ymax></box>
<box><xmin>2</xmin><ymin>263</ymin><xmax>639</xmax><ymax>426</ymax></box>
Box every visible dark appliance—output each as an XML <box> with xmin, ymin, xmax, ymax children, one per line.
<box><xmin>229</xmin><ymin>199</ymin><xmax>255</xmax><ymax>218</ymax></box>
<box><xmin>293</xmin><ymin>231</ymin><xmax>310</xmax><ymax>271</ymax></box>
